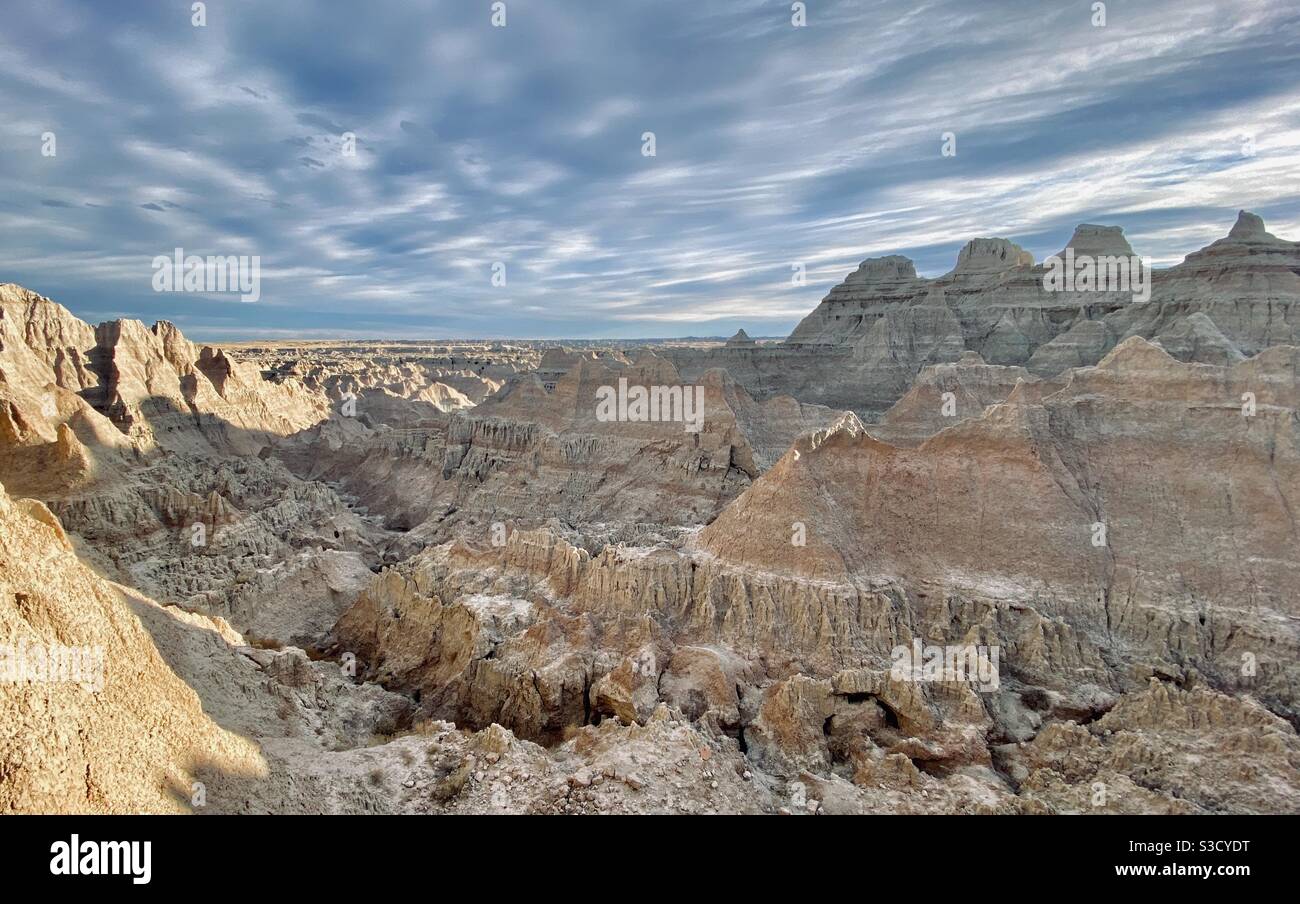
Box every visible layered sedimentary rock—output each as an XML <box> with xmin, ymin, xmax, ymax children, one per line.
<box><xmin>663</xmin><ymin>211</ymin><xmax>1300</xmax><ymax>417</ymax></box>
<box><xmin>308</xmin><ymin>340</ymin><xmax>1299</xmax><ymax>813</ymax></box>
<box><xmin>281</xmin><ymin>349</ymin><xmax>843</xmax><ymax>547</ymax></box>
<box><xmin>1</xmin><ymin>284</ymin><xmax>330</xmax><ymax>479</ymax></box>
<box><xmin>80</xmin><ymin>318</ymin><xmax>329</xmax><ymax>454</ymax></box>
<box><xmin>323</xmin><ymin>430</ymin><xmax>1299</xmax><ymax>813</ymax></box>
<box><xmin>242</xmin><ymin>340</ymin><xmax>530</xmax><ymax>414</ymax></box>
<box><xmin>4</xmin><ymin>474</ymin><xmax>786</xmax><ymax>815</ymax></box>
<box><xmin>4</xmin><ymin>210</ymin><xmax>1300</xmax><ymax>816</ymax></box>
<box><xmin>699</xmin><ymin>338</ymin><xmax>1300</xmax><ymax>722</ymax></box>
<box><xmin>868</xmin><ymin>351</ymin><xmax>1054</xmax><ymax>447</ymax></box>
<box><xmin>0</xmin><ymin>293</ymin><xmax>402</xmax><ymax>648</ymax></box>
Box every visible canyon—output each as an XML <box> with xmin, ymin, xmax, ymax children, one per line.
<box><xmin>1</xmin><ymin>210</ymin><xmax>1297</xmax><ymax>814</ymax></box>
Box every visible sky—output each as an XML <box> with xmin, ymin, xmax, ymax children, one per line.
<box><xmin>2</xmin><ymin>0</ymin><xmax>1299</xmax><ymax>340</ymax></box>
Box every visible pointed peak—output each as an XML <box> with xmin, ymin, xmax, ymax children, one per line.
<box><xmin>799</xmin><ymin>410</ymin><xmax>867</xmax><ymax>453</ymax></box>
<box><xmin>1096</xmin><ymin>335</ymin><xmax>1179</xmax><ymax>372</ymax></box>
<box><xmin>628</xmin><ymin>347</ymin><xmax>668</xmax><ymax>364</ymax></box>
<box><xmin>0</xmin><ymin>283</ymin><xmax>41</xmax><ymax>303</ymax></box>
<box><xmin>1228</xmin><ymin>210</ymin><xmax>1268</xmax><ymax>239</ymax></box>
<box><xmin>1004</xmin><ymin>378</ymin><xmax>1048</xmax><ymax>406</ymax></box>
<box><xmin>725</xmin><ymin>328</ymin><xmax>757</xmax><ymax>347</ymax></box>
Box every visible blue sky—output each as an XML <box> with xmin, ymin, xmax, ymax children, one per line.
<box><xmin>2</xmin><ymin>0</ymin><xmax>1299</xmax><ymax>340</ymax></box>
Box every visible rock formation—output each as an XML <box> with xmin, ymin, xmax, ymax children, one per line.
<box><xmin>2</xmin><ymin>206</ymin><xmax>1298</xmax><ymax>815</ymax></box>
<box><xmin>663</xmin><ymin>211</ymin><xmax>1300</xmax><ymax>416</ymax></box>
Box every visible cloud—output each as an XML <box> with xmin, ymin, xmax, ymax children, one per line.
<box><xmin>0</xmin><ymin>0</ymin><xmax>1297</xmax><ymax>339</ymax></box>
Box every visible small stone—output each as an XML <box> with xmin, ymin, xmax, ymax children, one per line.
<box><xmin>568</xmin><ymin>769</ymin><xmax>593</xmax><ymax>788</ymax></box>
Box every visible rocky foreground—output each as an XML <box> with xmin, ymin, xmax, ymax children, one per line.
<box><xmin>1</xmin><ymin>211</ymin><xmax>1298</xmax><ymax>814</ymax></box>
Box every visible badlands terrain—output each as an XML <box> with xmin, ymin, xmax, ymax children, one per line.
<box><xmin>1</xmin><ymin>210</ymin><xmax>1298</xmax><ymax>814</ymax></box>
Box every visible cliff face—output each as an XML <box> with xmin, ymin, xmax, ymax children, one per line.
<box><xmin>788</xmin><ymin>211</ymin><xmax>1300</xmax><ymax>357</ymax></box>
<box><xmin>664</xmin><ymin>212</ymin><xmax>1300</xmax><ymax>417</ymax></box>
<box><xmin>0</xmin><ymin>285</ymin><xmax>99</xmax><ymax>395</ymax></box>
<box><xmin>0</xmin><ymin>285</ymin><xmax>330</xmax><ymax>479</ymax></box>
<box><xmin>325</xmin><ymin>486</ymin><xmax>1300</xmax><ymax>812</ymax></box>
<box><xmin>79</xmin><ymin>317</ymin><xmax>329</xmax><ymax>454</ymax></box>
<box><xmin>699</xmin><ymin>338</ymin><xmax>1300</xmax><ymax>721</ymax></box>
<box><xmin>0</xmin><ymin>479</ymin><xmax>268</xmax><ymax>813</ymax></box>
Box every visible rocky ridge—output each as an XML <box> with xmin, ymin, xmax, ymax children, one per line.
<box><xmin>2</xmin><ymin>207</ymin><xmax>1298</xmax><ymax>814</ymax></box>
<box><xmin>663</xmin><ymin>211</ymin><xmax>1300</xmax><ymax>417</ymax></box>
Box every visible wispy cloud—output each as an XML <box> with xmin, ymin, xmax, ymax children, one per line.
<box><xmin>0</xmin><ymin>0</ymin><xmax>1297</xmax><ymax>339</ymax></box>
